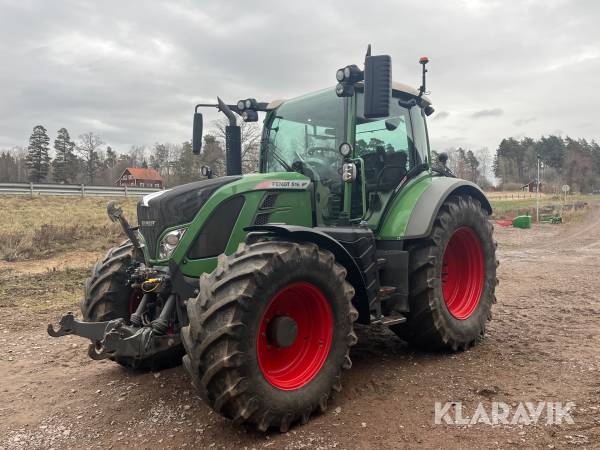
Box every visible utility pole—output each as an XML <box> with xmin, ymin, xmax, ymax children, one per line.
<box><xmin>536</xmin><ymin>154</ymin><xmax>541</xmax><ymax>223</ymax></box>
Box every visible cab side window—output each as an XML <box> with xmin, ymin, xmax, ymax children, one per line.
<box><xmin>356</xmin><ymin>94</ymin><xmax>413</xmax><ymax>192</ymax></box>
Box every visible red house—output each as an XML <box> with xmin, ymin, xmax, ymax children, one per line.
<box><xmin>116</xmin><ymin>168</ymin><xmax>163</xmax><ymax>189</ymax></box>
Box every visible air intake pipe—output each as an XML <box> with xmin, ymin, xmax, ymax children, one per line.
<box><xmin>217</xmin><ymin>97</ymin><xmax>242</xmax><ymax>176</ymax></box>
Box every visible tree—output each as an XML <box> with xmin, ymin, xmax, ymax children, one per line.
<box><xmin>213</xmin><ymin>118</ymin><xmax>261</xmax><ymax>173</ymax></box>
<box><xmin>151</xmin><ymin>143</ymin><xmax>180</xmax><ymax>187</ymax></box>
<box><xmin>0</xmin><ymin>151</ymin><xmax>18</xmax><ymax>182</ymax></box>
<box><xmin>200</xmin><ymin>134</ymin><xmax>225</xmax><ymax>176</ymax></box>
<box><xmin>474</xmin><ymin>147</ymin><xmax>492</xmax><ymax>188</ymax></box>
<box><xmin>174</xmin><ymin>141</ymin><xmax>200</xmax><ymax>184</ymax></box>
<box><xmin>25</xmin><ymin>125</ymin><xmax>51</xmax><ymax>182</ymax></box>
<box><xmin>493</xmin><ymin>138</ymin><xmax>522</xmax><ymax>187</ymax></box>
<box><xmin>128</xmin><ymin>145</ymin><xmax>147</xmax><ymax>167</ymax></box>
<box><xmin>76</xmin><ymin>132</ymin><xmax>104</xmax><ymax>184</ymax></box>
<box><xmin>536</xmin><ymin>135</ymin><xmax>565</xmax><ymax>169</ymax></box>
<box><xmin>52</xmin><ymin>128</ymin><xmax>77</xmax><ymax>183</ymax></box>
<box><xmin>465</xmin><ymin>149</ymin><xmax>480</xmax><ymax>183</ymax></box>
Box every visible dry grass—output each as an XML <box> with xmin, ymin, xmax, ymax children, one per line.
<box><xmin>0</xmin><ymin>196</ymin><xmax>138</xmax><ymax>261</ymax></box>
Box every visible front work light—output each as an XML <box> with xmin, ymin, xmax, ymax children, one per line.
<box><xmin>242</xmin><ymin>110</ymin><xmax>258</xmax><ymax>122</ymax></box>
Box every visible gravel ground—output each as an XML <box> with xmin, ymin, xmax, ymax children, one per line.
<box><xmin>1</xmin><ymin>205</ymin><xmax>600</xmax><ymax>449</ymax></box>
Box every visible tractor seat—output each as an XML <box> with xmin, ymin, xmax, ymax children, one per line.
<box><xmin>363</xmin><ymin>147</ymin><xmax>408</xmax><ymax>192</ymax></box>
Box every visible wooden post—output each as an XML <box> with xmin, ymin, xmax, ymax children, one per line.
<box><xmin>81</xmin><ymin>184</ymin><xmax>85</xmax><ymax>197</ymax></box>
<box><xmin>29</xmin><ymin>182</ymin><xmax>34</xmax><ymax>197</ymax></box>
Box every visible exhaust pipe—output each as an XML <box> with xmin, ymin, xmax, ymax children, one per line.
<box><xmin>217</xmin><ymin>97</ymin><xmax>242</xmax><ymax>176</ymax></box>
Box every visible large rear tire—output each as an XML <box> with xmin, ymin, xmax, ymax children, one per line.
<box><xmin>181</xmin><ymin>240</ymin><xmax>358</xmax><ymax>432</ymax></box>
<box><xmin>391</xmin><ymin>195</ymin><xmax>498</xmax><ymax>351</ymax></box>
<box><xmin>81</xmin><ymin>241</ymin><xmax>184</xmax><ymax>370</ymax></box>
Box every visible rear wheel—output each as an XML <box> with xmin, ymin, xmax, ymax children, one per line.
<box><xmin>182</xmin><ymin>239</ymin><xmax>358</xmax><ymax>432</ymax></box>
<box><xmin>391</xmin><ymin>195</ymin><xmax>498</xmax><ymax>351</ymax></box>
<box><xmin>81</xmin><ymin>241</ymin><xmax>184</xmax><ymax>369</ymax></box>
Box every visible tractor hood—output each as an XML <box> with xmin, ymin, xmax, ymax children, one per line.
<box><xmin>137</xmin><ymin>176</ymin><xmax>241</xmax><ymax>258</ymax></box>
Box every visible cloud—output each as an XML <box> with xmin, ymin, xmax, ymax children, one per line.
<box><xmin>470</xmin><ymin>108</ymin><xmax>504</xmax><ymax>119</ymax></box>
<box><xmin>513</xmin><ymin>117</ymin><xmax>537</xmax><ymax>126</ymax></box>
<box><xmin>433</xmin><ymin>111</ymin><xmax>450</xmax><ymax>120</ymax></box>
<box><xmin>0</xmin><ymin>0</ymin><xmax>599</xmax><ymax>155</ymax></box>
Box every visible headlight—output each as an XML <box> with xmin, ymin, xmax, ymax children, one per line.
<box><xmin>158</xmin><ymin>228</ymin><xmax>186</xmax><ymax>259</ymax></box>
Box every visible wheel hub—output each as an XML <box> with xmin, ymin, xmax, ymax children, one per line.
<box><xmin>266</xmin><ymin>315</ymin><xmax>298</xmax><ymax>348</ymax></box>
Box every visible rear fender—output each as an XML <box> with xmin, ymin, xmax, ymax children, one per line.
<box><xmin>378</xmin><ymin>176</ymin><xmax>492</xmax><ymax>240</ymax></box>
<box><xmin>245</xmin><ymin>224</ymin><xmax>371</xmax><ymax>324</ymax></box>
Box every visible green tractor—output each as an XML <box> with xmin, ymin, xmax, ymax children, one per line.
<box><xmin>49</xmin><ymin>48</ymin><xmax>497</xmax><ymax>432</ymax></box>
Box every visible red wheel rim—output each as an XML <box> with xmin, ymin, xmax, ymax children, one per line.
<box><xmin>257</xmin><ymin>282</ymin><xmax>333</xmax><ymax>390</ymax></box>
<box><xmin>441</xmin><ymin>227</ymin><xmax>485</xmax><ymax>320</ymax></box>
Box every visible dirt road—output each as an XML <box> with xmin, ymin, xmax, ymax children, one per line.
<box><xmin>2</xmin><ymin>206</ymin><xmax>600</xmax><ymax>449</ymax></box>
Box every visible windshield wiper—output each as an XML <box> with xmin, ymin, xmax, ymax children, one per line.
<box><xmin>267</xmin><ymin>143</ymin><xmax>293</xmax><ymax>172</ymax></box>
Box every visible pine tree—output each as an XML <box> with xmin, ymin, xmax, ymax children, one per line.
<box><xmin>52</xmin><ymin>128</ymin><xmax>76</xmax><ymax>183</ymax></box>
<box><xmin>26</xmin><ymin>125</ymin><xmax>51</xmax><ymax>182</ymax></box>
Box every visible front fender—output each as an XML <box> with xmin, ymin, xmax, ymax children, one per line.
<box><xmin>244</xmin><ymin>224</ymin><xmax>371</xmax><ymax>324</ymax></box>
<box><xmin>378</xmin><ymin>176</ymin><xmax>492</xmax><ymax>240</ymax></box>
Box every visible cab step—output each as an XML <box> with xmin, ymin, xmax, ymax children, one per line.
<box><xmin>372</xmin><ymin>313</ymin><xmax>407</xmax><ymax>327</ymax></box>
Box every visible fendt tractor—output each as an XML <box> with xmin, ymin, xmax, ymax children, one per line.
<box><xmin>49</xmin><ymin>47</ymin><xmax>497</xmax><ymax>432</ymax></box>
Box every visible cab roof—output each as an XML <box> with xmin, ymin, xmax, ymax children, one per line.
<box><xmin>266</xmin><ymin>81</ymin><xmax>431</xmax><ymax>110</ymax></box>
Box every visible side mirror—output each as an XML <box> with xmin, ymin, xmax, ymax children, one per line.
<box><xmin>192</xmin><ymin>112</ymin><xmax>203</xmax><ymax>155</ymax></box>
<box><xmin>364</xmin><ymin>54</ymin><xmax>391</xmax><ymax>119</ymax></box>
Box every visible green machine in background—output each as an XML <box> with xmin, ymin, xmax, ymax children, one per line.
<box><xmin>49</xmin><ymin>47</ymin><xmax>497</xmax><ymax>432</ymax></box>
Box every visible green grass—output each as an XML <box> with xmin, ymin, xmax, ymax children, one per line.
<box><xmin>0</xmin><ymin>195</ymin><xmax>138</xmax><ymax>261</ymax></box>
<box><xmin>489</xmin><ymin>194</ymin><xmax>597</xmax><ymax>217</ymax></box>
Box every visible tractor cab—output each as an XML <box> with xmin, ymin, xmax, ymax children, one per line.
<box><xmin>192</xmin><ymin>48</ymin><xmax>435</xmax><ymax>230</ymax></box>
<box><xmin>259</xmin><ymin>82</ymin><xmax>433</xmax><ymax>226</ymax></box>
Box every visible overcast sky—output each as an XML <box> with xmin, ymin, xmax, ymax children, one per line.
<box><xmin>1</xmin><ymin>0</ymin><xmax>598</xmax><ymax>155</ymax></box>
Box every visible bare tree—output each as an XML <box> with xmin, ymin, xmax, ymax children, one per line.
<box><xmin>151</xmin><ymin>143</ymin><xmax>180</xmax><ymax>187</ymax></box>
<box><xmin>474</xmin><ymin>147</ymin><xmax>492</xmax><ymax>187</ymax></box>
<box><xmin>76</xmin><ymin>132</ymin><xmax>104</xmax><ymax>184</ymax></box>
<box><xmin>128</xmin><ymin>145</ymin><xmax>147</xmax><ymax>167</ymax></box>
<box><xmin>213</xmin><ymin>118</ymin><xmax>262</xmax><ymax>173</ymax></box>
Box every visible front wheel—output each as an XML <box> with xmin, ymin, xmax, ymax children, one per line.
<box><xmin>391</xmin><ymin>195</ymin><xmax>498</xmax><ymax>351</ymax></box>
<box><xmin>181</xmin><ymin>240</ymin><xmax>357</xmax><ymax>432</ymax></box>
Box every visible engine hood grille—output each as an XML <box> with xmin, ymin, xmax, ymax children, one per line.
<box><xmin>137</xmin><ymin>176</ymin><xmax>241</xmax><ymax>259</ymax></box>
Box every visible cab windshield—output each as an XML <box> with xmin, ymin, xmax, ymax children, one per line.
<box><xmin>262</xmin><ymin>88</ymin><xmax>345</xmax><ymax>223</ymax></box>
<box><xmin>262</xmin><ymin>88</ymin><xmax>344</xmax><ymax>176</ymax></box>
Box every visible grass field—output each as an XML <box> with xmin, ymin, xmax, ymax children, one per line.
<box><xmin>0</xmin><ymin>196</ymin><xmax>137</xmax><ymax>261</ymax></box>
<box><xmin>488</xmin><ymin>192</ymin><xmax>597</xmax><ymax>216</ymax></box>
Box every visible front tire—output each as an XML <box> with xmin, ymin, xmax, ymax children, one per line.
<box><xmin>391</xmin><ymin>195</ymin><xmax>498</xmax><ymax>351</ymax></box>
<box><xmin>181</xmin><ymin>240</ymin><xmax>358</xmax><ymax>432</ymax></box>
<box><xmin>81</xmin><ymin>241</ymin><xmax>184</xmax><ymax>370</ymax></box>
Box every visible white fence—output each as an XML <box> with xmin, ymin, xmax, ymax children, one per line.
<box><xmin>0</xmin><ymin>182</ymin><xmax>162</xmax><ymax>197</ymax></box>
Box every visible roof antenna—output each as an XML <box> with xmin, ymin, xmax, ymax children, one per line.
<box><xmin>418</xmin><ymin>56</ymin><xmax>429</xmax><ymax>98</ymax></box>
